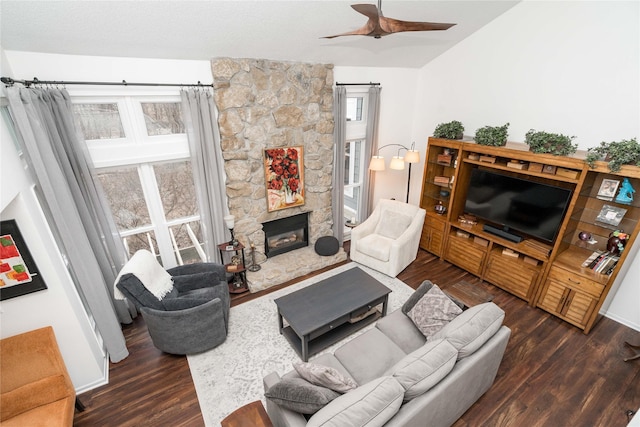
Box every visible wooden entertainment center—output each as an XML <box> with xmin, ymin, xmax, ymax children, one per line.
<box><xmin>420</xmin><ymin>137</ymin><xmax>640</xmax><ymax>333</ymax></box>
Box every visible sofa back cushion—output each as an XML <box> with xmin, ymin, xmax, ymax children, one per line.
<box><xmin>429</xmin><ymin>302</ymin><xmax>505</xmax><ymax>359</ymax></box>
<box><xmin>384</xmin><ymin>338</ymin><xmax>458</xmax><ymax>401</ymax></box>
<box><xmin>307</xmin><ymin>376</ymin><xmax>404</xmax><ymax>427</ymax></box>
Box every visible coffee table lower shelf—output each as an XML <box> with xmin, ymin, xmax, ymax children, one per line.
<box><xmin>282</xmin><ymin>310</ymin><xmax>381</xmax><ymax>361</ymax></box>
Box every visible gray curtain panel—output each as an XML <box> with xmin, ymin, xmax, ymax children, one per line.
<box><xmin>363</xmin><ymin>86</ymin><xmax>381</xmax><ymax>218</ymax></box>
<box><xmin>332</xmin><ymin>86</ymin><xmax>347</xmax><ymax>244</ymax></box>
<box><xmin>6</xmin><ymin>87</ymin><xmax>130</xmax><ymax>363</ymax></box>
<box><xmin>180</xmin><ymin>89</ymin><xmax>228</xmax><ymax>263</ymax></box>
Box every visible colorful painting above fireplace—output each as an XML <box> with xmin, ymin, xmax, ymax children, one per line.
<box><xmin>264</xmin><ymin>146</ymin><xmax>305</xmax><ymax>212</ymax></box>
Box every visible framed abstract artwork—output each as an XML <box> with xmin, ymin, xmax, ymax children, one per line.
<box><xmin>264</xmin><ymin>146</ymin><xmax>305</xmax><ymax>212</ymax></box>
<box><xmin>0</xmin><ymin>220</ymin><xmax>47</xmax><ymax>300</ymax></box>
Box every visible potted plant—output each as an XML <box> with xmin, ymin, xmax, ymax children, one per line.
<box><xmin>474</xmin><ymin>123</ymin><xmax>509</xmax><ymax>146</ymax></box>
<box><xmin>585</xmin><ymin>138</ymin><xmax>640</xmax><ymax>172</ymax></box>
<box><xmin>524</xmin><ymin>129</ymin><xmax>577</xmax><ymax>156</ymax></box>
<box><xmin>433</xmin><ymin>121</ymin><xmax>464</xmax><ymax>140</ymax></box>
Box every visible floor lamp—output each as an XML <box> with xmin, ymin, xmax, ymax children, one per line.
<box><xmin>369</xmin><ymin>142</ymin><xmax>420</xmax><ymax>203</ymax></box>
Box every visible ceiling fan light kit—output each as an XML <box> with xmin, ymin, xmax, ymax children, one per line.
<box><xmin>323</xmin><ymin>0</ymin><xmax>456</xmax><ymax>39</ymax></box>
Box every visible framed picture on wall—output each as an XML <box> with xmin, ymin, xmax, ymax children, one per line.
<box><xmin>264</xmin><ymin>146</ymin><xmax>305</xmax><ymax>212</ymax></box>
<box><xmin>0</xmin><ymin>220</ymin><xmax>48</xmax><ymax>300</ymax></box>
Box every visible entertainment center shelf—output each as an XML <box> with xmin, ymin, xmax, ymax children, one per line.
<box><xmin>420</xmin><ymin>137</ymin><xmax>640</xmax><ymax>333</ymax></box>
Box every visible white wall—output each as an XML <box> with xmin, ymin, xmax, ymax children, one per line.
<box><xmin>333</xmin><ymin>67</ymin><xmax>421</xmax><ymax>205</ymax></box>
<box><xmin>411</xmin><ymin>0</ymin><xmax>639</xmax><ymax>330</ymax></box>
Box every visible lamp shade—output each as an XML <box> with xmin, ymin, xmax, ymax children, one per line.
<box><xmin>369</xmin><ymin>156</ymin><xmax>386</xmax><ymax>171</ymax></box>
<box><xmin>389</xmin><ymin>156</ymin><xmax>405</xmax><ymax>170</ymax></box>
<box><xmin>223</xmin><ymin>215</ymin><xmax>235</xmax><ymax>229</ymax></box>
<box><xmin>404</xmin><ymin>150</ymin><xmax>420</xmax><ymax>163</ymax></box>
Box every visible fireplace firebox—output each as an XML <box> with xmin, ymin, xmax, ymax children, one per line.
<box><xmin>263</xmin><ymin>212</ymin><xmax>309</xmax><ymax>258</ymax></box>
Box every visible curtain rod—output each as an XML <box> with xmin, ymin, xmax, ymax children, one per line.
<box><xmin>335</xmin><ymin>82</ymin><xmax>380</xmax><ymax>86</ymax></box>
<box><xmin>1</xmin><ymin>77</ymin><xmax>213</xmax><ymax>88</ymax></box>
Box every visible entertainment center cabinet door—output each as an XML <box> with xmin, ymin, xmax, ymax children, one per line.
<box><xmin>537</xmin><ymin>266</ymin><xmax>604</xmax><ymax>330</ymax></box>
<box><xmin>444</xmin><ymin>234</ymin><xmax>486</xmax><ymax>276</ymax></box>
<box><xmin>420</xmin><ymin>215</ymin><xmax>446</xmax><ymax>256</ymax></box>
<box><xmin>483</xmin><ymin>252</ymin><xmax>540</xmax><ymax>302</ymax></box>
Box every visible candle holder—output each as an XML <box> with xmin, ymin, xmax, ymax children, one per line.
<box><xmin>248</xmin><ymin>243</ymin><xmax>262</xmax><ymax>272</ymax></box>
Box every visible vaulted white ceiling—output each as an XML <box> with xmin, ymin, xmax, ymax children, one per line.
<box><xmin>1</xmin><ymin>1</ymin><xmax>519</xmax><ymax>69</ymax></box>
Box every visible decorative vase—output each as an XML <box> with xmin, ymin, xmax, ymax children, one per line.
<box><xmin>284</xmin><ymin>189</ymin><xmax>295</xmax><ymax>204</ymax></box>
<box><xmin>434</xmin><ymin>201</ymin><xmax>447</xmax><ymax>215</ymax></box>
<box><xmin>607</xmin><ymin>230</ymin><xmax>628</xmax><ymax>255</ymax></box>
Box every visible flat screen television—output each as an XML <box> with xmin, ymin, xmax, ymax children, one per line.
<box><xmin>463</xmin><ymin>168</ymin><xmax>573</xmax><ymax>243</ymax></box>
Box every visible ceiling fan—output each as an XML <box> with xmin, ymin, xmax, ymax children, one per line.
<box><xmin>322</xmin><ymin>0</ymin><xmax>456</xmax><ymax>39</ymax></box>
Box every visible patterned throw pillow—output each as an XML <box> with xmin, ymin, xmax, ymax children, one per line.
<box><xmin>407</xmin><ymin>284</ymin><xmax>463</xmax><ymax>338</ymax></box>
<box><xmin>293</xmin><ymin>362</ymin><xmax>358</xmax><ymax>393</ymax></box>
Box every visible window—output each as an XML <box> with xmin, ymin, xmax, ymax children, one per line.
<box><xmin>344</xmin><ymin>90</ymin><xmax>369</xmax><ymax>236</ymax></box>
<box><xmin>73</xmin><ymin>95</ymin><xmax>204</xmax><ymax>268</ymax></box>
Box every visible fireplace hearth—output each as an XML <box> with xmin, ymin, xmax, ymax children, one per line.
<box><xmin>263</xmin><ymin>212</ymin><xmax>309</xmax><ymax>258</ymax></box>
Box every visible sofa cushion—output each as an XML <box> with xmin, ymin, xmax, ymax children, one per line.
<box><xmin>294</xmin><ymin>362</ymin><xmax>358</xmax><ymax>393</ymax></box>
<box><xmin>264</xmin><ymin>377</ymin><xmax>340</xmax><ymax>414</ymax></box>
<box><xmin>376</xmin><ymin>309</ymin><xmax>426</xmax><ymax>354</ymax></box>
<box><xmin>384</xmin><ymin>338</ymin><xmax>458</xmax><ymax>401</ymax></box>
<box><xmin>374</xmin><ymin>210</ymin><xmax>413</xmax><ymax>240</ymax></box>
<box><xmin>356</xmin><ymin>235</ymin><xmax>392</xmax><ymax>262</ymax></box>
<box><xmin>334</xmin><ymin>328</ymin><xmax>406</xmax><ymax>386</ymax></box>
<box><xmin>430</xmin><ymin>302</ymin><xmax>505</xmax><ymax>359</ymax></box>
<box><xmin>307</xmin><ymin>376</ymin><xmax>404</xmax><ymax>427</ymax></box>
<box><xmin>407</xmin><ymin>284</ymin><xmax>463</xmax><ymax>337</ymax></box>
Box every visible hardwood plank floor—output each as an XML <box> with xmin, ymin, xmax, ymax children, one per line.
<box><xmin>73</xmin><ymin>247</ymin><xmax>640</xmax><ymax>426</ymax></box>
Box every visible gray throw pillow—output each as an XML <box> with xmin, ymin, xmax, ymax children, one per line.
<box><xmin>265</xmin><ymin>378</ymin><xmax>340</xmax><ymax>414</ymax></box>
<box><xmin>407</xmin><ymin>284</ymin><xmax>463</xmax><ymax>338</ymax></box>
<box><xmin>293</xmin><ymin>362</ymin><xmax>358</xmax><ymax>393</ymax></box>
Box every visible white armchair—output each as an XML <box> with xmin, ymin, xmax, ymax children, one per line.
<box><xmin>350</xmin><ymin>199</ymin><xmax>426</xmax><ymax>277</ymax></box>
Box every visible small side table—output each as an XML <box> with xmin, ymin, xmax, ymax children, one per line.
<box><xmin>218</xmin><ymin>242</ymin><xmax>249</xmax><ymax>294</ymax></box>
<box><xmin>444</xmin><ymin>281</ymin><xmax>494</xmax><ymax>309</ymax></box>
<box><xmin>221</xmin><ymin>400</ymin><xmax>273</xmax><ymax>427</ymax></box>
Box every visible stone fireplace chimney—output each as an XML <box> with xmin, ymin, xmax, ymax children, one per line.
<box><xmin>211</xmin><ymin>58</ymin><xmax>346</xmax><ymax>292</ymax></box>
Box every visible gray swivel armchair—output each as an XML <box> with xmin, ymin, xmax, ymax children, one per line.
<box><xmin>116</xmin><ymin>259</ymin><xmax>230</xmax><ymax>355</ymax></box>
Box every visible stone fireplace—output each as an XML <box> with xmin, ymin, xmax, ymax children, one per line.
<box><xmin>210</xmin><ymin>58</ymin><xmax>347</xmax><ymax>292</ymax></box>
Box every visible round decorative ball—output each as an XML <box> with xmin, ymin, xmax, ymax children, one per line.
<box><xmin>439</xmin><ymin>190</ymin><xmax>450</xmax><ymax>198</ymax></box>
<box><xmin>315</xmin><ymin>236</ymin><xmax>340</xmax><ymax>256</ymax></box>
<box><xmin>578</xmin><ymin>231</ymin><xmax>592</xmax><ymax>241</ymax></box>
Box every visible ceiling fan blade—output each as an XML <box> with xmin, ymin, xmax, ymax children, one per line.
<box><xmin>322</xmin><ymin>24</ymin><xmax>381</xmax><ymax>39</ymax></box>
<box><xmin>380</xmin><ymin>17</ymin><xmax>456</xmax><ymax>34</ymax></box>
<box><xmin>351</xmin><ymin>3</ymin><xmax>380</xmax><ymax>20</ymax></box>
<box><xmin>321</xmin><ymin>15</ymin><xmax>380</xmax><ymax>39</ymax></box>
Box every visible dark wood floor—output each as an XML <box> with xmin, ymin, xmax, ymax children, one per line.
<box><xmin>73</xmin><ymin>247</ymin><xmax>640</xmax><ymax>426</ymax></box>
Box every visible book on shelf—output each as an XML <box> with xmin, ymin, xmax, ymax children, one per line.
<box><xmin>582</xmin><ymin>251</ymin><xmax>619</xmax><ymax>274</ymax></box>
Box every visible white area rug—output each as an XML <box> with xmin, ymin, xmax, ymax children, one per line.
<box><xmin>186</xmin><ymin>262</ymin><xmax>415</xmax><ymax>426</ymax></box>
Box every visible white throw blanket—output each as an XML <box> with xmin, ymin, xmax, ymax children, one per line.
<box><xmin>113</xmin><ymin>250</ymin><xmax>174</xmax><ymax>301</ymax></box>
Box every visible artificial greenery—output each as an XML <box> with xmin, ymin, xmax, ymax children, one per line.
<box><xmin>585</xmin><ymin>138</ymin><xmax>640</xmax><ymax>172</ymax></box>
<box><xmin>433</xmin><ymin>121</ymin><xmax>464</xmax><ymax>139</ymax></box>
<box><xmin>474</xmin><ymin>123</ymin><xmax>509</xmax><ymax>146</ymax></box>
<box><xmin>524</xmin><ymin>129</ymin><xmax>577</xmax><ymax>156</ymax></box>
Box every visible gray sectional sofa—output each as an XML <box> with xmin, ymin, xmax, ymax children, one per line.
<box><xmin>263</xmin><ymin>281</ymin><xmax>511</xmax><ymax>427</ymax></box>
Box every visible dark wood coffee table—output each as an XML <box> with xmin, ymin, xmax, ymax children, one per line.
<box><xmin>274</xmin><ymin>267</ymin><xmax>391</xmax><ymax>361</ymax></box>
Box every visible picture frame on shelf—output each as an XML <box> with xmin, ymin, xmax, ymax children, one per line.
<box><xmin>597</xmin><ymin>179</ymin><xmax>620</xmax><ymax>201</ymax></box>
<box><xmin>595</xmin><ymin>204</ymin><xmax>627</xmax><ymax>227</ymax></box>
